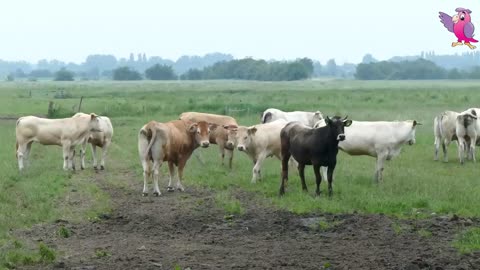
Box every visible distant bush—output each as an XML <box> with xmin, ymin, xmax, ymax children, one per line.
<box><xmin>145</xmin><ymin>64</ymin><xmax>177</xmax><ymax>80</ymax></box>
<box><xmin>53</xmin><ymin>68</ymin><xmax>74</xmax><ymax>81</ymax></box>
<box><xmin>6</xmin><ymin>74</ymin><xmax>14</xmax><ymax>81</ymax></box>
<box><xmin>180</xmin><ymin>68</ymin><xmax>203</xmax><ymax>80</ymax></box>
<box><xmin>112</xmin><ymin>66</ymin><xmax>142</xmax><ymax>81</ymax></box>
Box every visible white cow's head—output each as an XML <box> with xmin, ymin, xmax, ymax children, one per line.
<box><xmin>235</xmin><ymin>126</ymin><xmax>256</xmax><ymax>152</ymax></box>
<box><xmin>89</xmin><ymin>113</ymin><xmax>102</xmax><ymax>132</ymax></box>
<box><xmin>407</xmin><ymin>120</ymin><xmax>421</xmax><ymax>145</ymax></box>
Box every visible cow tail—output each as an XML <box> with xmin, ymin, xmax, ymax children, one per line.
<box><xmin>262</xmin><ymin>112</ymin><xmax>272</xmax><ymax>124</ymax></box>
<box><xmin>140</xmin><ymin>125</ymin><xmax>157</xmax><ymax>161</ymax></box>
<box><xmin>438</xmin><ymin>113</ymin><xmax>445</xmax><ymax>140</ymax></box>
<box><xmin>15</xmin><ymin>141</ymin><xmax>18</xmax><ymax>159</ymax></box>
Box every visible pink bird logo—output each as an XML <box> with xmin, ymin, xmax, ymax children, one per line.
<box><xmin>439</xmin><ymin>8</ymin><xmax>478</xmax><ymax>50</ymax></box>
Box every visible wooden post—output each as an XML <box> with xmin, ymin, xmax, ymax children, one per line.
<box><xmin>78</xmin><ymin>96</ymin><xmax>83</xmax><ymax>112</ymax></box>
<box><xmin>48</xmin><ymin>101</ymin><xmax>54</xmax><ymax>118</ymax></box>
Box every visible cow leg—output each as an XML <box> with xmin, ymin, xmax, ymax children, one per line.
<box><xmin>327</xmin><ymin>165</ymin><xmax>335</xmax><ymax>197</ymax></box>
<box><xmin>23</xmin><ymin>141</ymin><xmax>33</xmax><ymax>168</ymax></box>
<box><xmin>176</xmin><ymin>160</ymin><xmax>187</xmax><ymax>191</ymax></box>
<box><xmin>219</xmin><ymin>145</ymin><xmax>225</xmax><ymax>166</ymax></box>
<box><xmin>167</xmin><ymin>161</ymin><xmax>176</xmax><ymax>192</ymax></box>
<box><xmin>226</xmin><ymin>149</ymin><xmax>233</xmax><ymax>169</ymax></box>
<box><xmin>141</xmin><ymin>159</ymin><xmax>151</xmax><ymax>196</ymax></box>
<box><xmin>298</xmin><ymin>163</ymin><xmax>308</xmax><ymax>192</ymax></box>
<box><xmin>62</xmin><ymin>142</ymin><xmax>71</xmax><ymax>170</ymax></box>
<box><xmin>152</xmin><ymin>159</ymin><xmax>161</xmax><ymax>196</ymax></box>
<box><xmin>434</xmin><ymin>136</ymin><xmax>440</xmax><ymax>161</ymax></box>
<box><xmin>69</xmin><ymin>146</ymin><xmax>76</xmax><ymax>171</ymax></box>
<box><xmin>100</xmin><ymin>141</ymin><xmax>110</xmax><ymax>170</ymax></box>
<box><xmin>442</xmin><ymin>138</ymin><xmax>450</xmax><ymax>163</ymax></box>
<box><xmin>17</xmin><ymin>142</ymin><xmax>28</xmax><ymax>171</ymax></box>
<box><xmin>92</xmin><ymin>144</ymin><xmax>98</xmax><ymax>170</ymax></box>
<box><xmin>374</xmin><ymin>154</ymin><xmax>386</xmax><ymax>183</ymax></box>
<box><xmin>252</xmin><ymin>154</ymin><xmax>266</xmax><ymax>183</ymax></box>
<box><xmin>279</xmin><ymin>151</ymin><xmax>291</xmax><ymax>196</ymax></box>
<box><xmin>80</xmin><ymin>140</ymin><xmax>87</xmax><ymax>170</ymax></box>
<box><xmin>313</xmin><ymin>164</ymin><xmax>322</xmax><ymax>196</ymax></box>
<box><xmin>458</xmin><ymin>137</ymin><xmax>466</xmax><ymax>164</ymax></box>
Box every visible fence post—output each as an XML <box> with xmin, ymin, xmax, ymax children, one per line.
<box><xmin>78</xmin><ymin>96</ymin><xmax>84</xmax><ymax>112</ymax></box>
<box><xmin>47</xmin><ymin>101</ymin><xmax>54</xmax><ymax>118</ymax></box>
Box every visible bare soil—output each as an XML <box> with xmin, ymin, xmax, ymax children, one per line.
<box><xmin>17</xmin><ymin>170</ymin><xmax>480</xmax><ymax>270</ymax></box>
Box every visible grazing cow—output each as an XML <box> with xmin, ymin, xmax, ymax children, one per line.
<box><xmin>73</xmin><ymin>113</ymin><xmax>114</xmax><ymax>170</ymax></box>
<box><xmin>280</xmin><ymin>116</ymin><xmax>352</xmax><ymax>196</ymax></box>
<box><xmin>179</xmin><ymin>112</ymin><xmax>238</xmax><ymax>168</ymax></box>
<box><xmin>230</xmin><ymin>119</ymin><xmax>293</xmax><ymax>183</ymax></box>
<box><xmin>433</xmin><ymin>111</ymin><xmax>460</xmax><ymax>162</ymax></box>
<box><xmin>15</xmin><ymin>113</ymin><xmax>101</xmax><ymax>171</ymax></box>
<box><xmin>261</xmin><ymin>108</ymin><xmax>323</xmax><ymax>127</ymax></box>
<box><xmin>138</xmin><ymin>119</ymin><xmax>213</xmax><ymax>196</ymax></box>
<box><xmin>314</xmin><ymin>120</ymin><xmax>419</xmax><ymax>183</ymax></box>
<box><xmin>455</xmin><ymin>108</ymin><xmax>479</xmax><ymax>164</ymax></box>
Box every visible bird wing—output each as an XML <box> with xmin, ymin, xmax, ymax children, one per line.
<box><xmin>439</xmin><ymin>12</ymin><xmax>454</xmax><ymax>32</ymax></box>
<box><xmin>465</xmin><ymin>22</ymin><xmax>475</xmax><ymax>38</ymax></box>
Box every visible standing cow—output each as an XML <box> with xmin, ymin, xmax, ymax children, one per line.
<box><xmin>138</xmin><ymin>119</ymin><xmax>213</xmax><ymax>196</ymax></box>
<box><xmin>280</xmin><ymin>116</ymin><xmax>352</xmax><ymax>196</ymax></box>
<box><xmin>315</xmin><ymin>120</ymin><xmax>419</xmax><ymax>183</ymax></box>
<box><xmin>179</xmin><ymin>112</ymin><xmax>238</xmax><ymax>168</ymax></box>
<box><xmin>456</xmin><ymin>108</ymin><xmax>479</xmax><ymax>164</ymax></box>
<box><xmin>73</xmin><ymin>113</ymin><xmax>114</xmax><ymax>170</ymax></box>
<box><xmin>434</xmin><ymin>111</ymin><xmax>460</xmax><ymax>162</ymax></box>
<box><xmin>229</xmin><ymin>119</ymin><xmax>293</xmax><ymax>183</ymax></box>
<box><xmin>261</xmin><ymin>108</ymin><xmax>323</xmax><ymax>127</ymax></box>
<box><xmin>16</xmin><ymin>113</ymin><xmax>101</xmax><ymax>171</ymax></box>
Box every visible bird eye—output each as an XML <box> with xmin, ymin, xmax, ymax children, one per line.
<box><xmin>461</xmin><ymin>14</ymin><xmax>465</xmax><ymax>20</ymax></box>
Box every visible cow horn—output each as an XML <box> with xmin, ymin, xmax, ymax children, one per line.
<box><xmin>343</xmin><ymin>115</ymin><xmax>349</xmax><ymax>121</ymax></box>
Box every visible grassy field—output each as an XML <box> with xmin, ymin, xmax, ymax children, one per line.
<box><xmin>0</xmin><ymin>79</ymin><xmax>479</xmax><ymax>267</ymax></box>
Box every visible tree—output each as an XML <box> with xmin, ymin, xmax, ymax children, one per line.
<box><xmin>145</xmin><ymin>64</ymin><xmax>177</xmax><ymax>80</ymax></box>
<box><xmin>326</xmin><ymin>59</ymin><xmax>337</xmax><ymax>76</ymax></box>
<box><xmin>112</xmin><ymin>66</ymin><xmax>142</xmax><ymax>80</ymax></box>
<box><xmin>362</xmin><ymin>54</ymin><xmax>377</xmax><ymax>64</ymax></box>
<box><xmin>180</xmin><ymin>68</ymin><xmax>203</xmax><ymax>80</ymax></box>
<box><xmin>54</xmin><ymin>68</ymin><xmax>75</xmax><ymax>81</ymax></box>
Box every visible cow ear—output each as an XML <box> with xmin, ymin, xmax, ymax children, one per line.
<box><xmin>188</xmin><ymin>123</ymin><xmax>198</xmax><ymax>132</ymax></box>
<box><xmin>314</xmin><ymin>111</ymin><xmax>322</xmax><ymax>118</ymax></box>
<box><xmin>325</xmin><ymin>116</ymin><xmax>332</xmax><ymax>125</ymax></box>
<box><xmin>344</xmin><ymin>119</ymin><xmax>352</xmax><ymax>127</ymax></box>
<box><xmin>90</xmin><ymin>113</ymin><xmax>97</xmax><ymax>120</ymax></box>
<box><xmin>209</xmin><ymin>123</ymin><xmax>218</xmax><ymax>131</ymax></box>
<box><xmin>248</xmin><ymin>127</ymin><xmax>257</xmax><ymax>135</ymax></box>
<box><xmin>413</xmin><ymin>120</ymin><xmax>422</xmax><ymax>127</ymax></box>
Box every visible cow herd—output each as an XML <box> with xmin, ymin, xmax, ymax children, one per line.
<box><xmin>15</xmin><ymin>107</ymin><xmax>433</xmax><ymax>197</ymax></box>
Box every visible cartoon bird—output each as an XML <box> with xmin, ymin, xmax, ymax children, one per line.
<box><xmin>439</xmin><ymin>8</ymin><xmax>478</xmax><ymax>50</ymax></box>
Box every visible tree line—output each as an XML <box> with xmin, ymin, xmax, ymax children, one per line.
<box><xmin>354</xmin><ymin>58</ymin><xmax>480</xmax><ymax>80</ymax></box>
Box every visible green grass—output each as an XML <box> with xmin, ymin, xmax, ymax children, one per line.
<box><xmin>454</xmin><ymin>227</ymin><xmax>480</xmax><ymax>254</ymax></box>
<box><xmin>1</xmin><ymin>80</ymin><xmax>480</xmax><ymax>266</ymax></box>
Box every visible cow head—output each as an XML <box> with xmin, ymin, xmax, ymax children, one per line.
<box><xmin>405</xmin><ymin>120</ymin><xmax>421</xmax><ymax>145</ymax></box>
<box><xmin>235</xmin><ymin>126</ymin><xmax>256</xmax><ymax>152</ymax></box>
<box><xmin>89</xmin><ymin>113</ymin><xmax>102</xmax><ymax>132</ymax></box>
<box><xmin>325</xmin><ymin>115</ymin><xmax>352</xmax><ymax>141</ymax></box>
<box><xmin>312</xmin><ymin>111</ymin><xmax>324</xmax><ymax>125</ymax></box>
<box><xmin>223</xmin><ymin>125</ymin><xmax>238</xmax><ymax>149</ymax></box>
<box><xmin>188</xmin><ymin>121</ymin><xmax>212</xmax><ymax>148</ymax></box>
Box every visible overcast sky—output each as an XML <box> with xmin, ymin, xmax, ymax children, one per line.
<box><xmin>0</xmin><ymin>0</ymin><xmax>478</xmax><ymax>64</ymax></box>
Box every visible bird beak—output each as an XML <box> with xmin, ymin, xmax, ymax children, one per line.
<box><xmin>452</xmin><ymin>14</ymin><xmax>459</xmax><ymax>23</ymax></box>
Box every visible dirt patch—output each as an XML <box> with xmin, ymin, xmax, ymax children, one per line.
<box><xmin>17</xmin><ymin>171</ymin><xmax>480</xmax><ymax>270</ymax></box>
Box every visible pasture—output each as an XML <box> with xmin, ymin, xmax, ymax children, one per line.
<box><xmin>0</xmin><ymin>80</ymin><xmax>479</xmax><ymax>269</ymax></box>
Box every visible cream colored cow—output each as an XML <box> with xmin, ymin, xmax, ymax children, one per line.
<box><xmin>15</xmin><ymin>113</ymin><xmax>101</xmax><ymax>171</ymax></box>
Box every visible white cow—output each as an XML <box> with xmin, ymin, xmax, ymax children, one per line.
<box><xmin>433</xmin><ymin>111</ymin><xmax>460</xmax><ymax>162</ymax></box>
<box><xmin>73</xmin><ymin>113</ymin><xmax>114</xmax><ymax>170</ymax></box>
<box><xmin>315</xmin><ymin>120</ymin><xmax>419</xmax><ymax>182</ymax></box>
<box><xmin>455</xmin><ymin>108</ymin><xmax>479</xmax><ymax>164</ymax></box>
<box><xmin>229</xmin><ymin>119</ymin><xmax>295</xmax><ymax>183</ymax></box>
<box><xmin>261</xmin><ymin>108</ymin><xmax>323</xmax><ymax>127</ymax></box>
<box><xmin>15</xmin><ymin>113</ymin><xmax>101</xmax><ymax>171</ymax></box>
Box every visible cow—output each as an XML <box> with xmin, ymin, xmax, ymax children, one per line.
<box><xmin>261</xmin><ymin>108</ymin><xmax>323</xmax><ymax>127</ymax></box>
<box><xmin>279</xmin><ymin>116</ymin><xmax>351</xmax><ymax>196</ymax></box>
<box><xmin>138</xmin><ymin>119</ymin><xmax>213</xmax><ymax>196</ymax></box>
<box><xmin>73</xmin><ymin>113</ymin><xmax>114</xmax><ymax>170</ymax></box>
<box><xmin>455</xmin><ymin>108</ymin><xmax>479</xmax><ymax>164</ymax></box>
<box><xmin>314</xmin><ymin>120</ymin><xmax>419</xmax><ymax>183</ymax></box>
<box><xmin>433</xmin><ymin>111</ymin><xmax>460</xmax><ymax>162</ymax></box>
<box><xmin>15</xmin><ymin>113</ymin><xmax>102</xmax><ymax>171</ymax></box>
<box><xmin>179</xmin><ymin>112</ymin><xmax>238</xmax><ymax>168</ymax></box>
<box><xmin>229</xmin><ymin>119</ymin><xmax>294</xmax><ymax>183</ymax></box>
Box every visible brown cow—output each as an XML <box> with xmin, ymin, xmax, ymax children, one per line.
<box><xmin>138</xmin><ymin>119</ymin><xmax>214</xmax><ymax>196</ymax></box>
<box><xmin>179</xmin><ymin>112</ymin><xmax>238</xmax><ymax>168</ymax></box>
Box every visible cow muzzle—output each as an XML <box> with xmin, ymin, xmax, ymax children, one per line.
<box><xmin>408</xmin><ymin>139</ymin><xmax>415</xmax><ymax>145</ymax></box>
<box><xmin>337</xmin><ymin>134</ymin><xmax>346</xmax><ymax>141</ymax></box>
<box><xmin>201</xmin><ymin>141</ymin><xmax>210</xmax><ymax>148</ymax></box>
<box><xmin>226</xmin><ymin>141</ymin><xmax>234</xmax><ymax>148</ymax></box>
<box><xmin>237</xmin><ymin>145</ymin><xmax>246</xmax><ymax>151</ymax></box>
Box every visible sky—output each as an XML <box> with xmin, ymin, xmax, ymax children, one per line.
<box><xmin>0</xmin><ymin>0</ymin><xmax>478</xmax><ymax>64</ymax></box>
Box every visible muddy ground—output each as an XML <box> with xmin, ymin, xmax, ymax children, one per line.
<box><xmin>17</xmin><ymin>170</ymin><xmax>480</xmax><ymax>270</ymax></box>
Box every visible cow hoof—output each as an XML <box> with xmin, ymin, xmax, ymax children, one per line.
<box><xmin>167</xmin><ymin>187</ymin><xmax>175</xmax><ymax>192</ymax></box>
<box><xmin>142</xmin><ymin>193</ymin><xmax>148</xmax><ymax>197</ymax></box>
<box><xmin>177</xmin><ymin>188</ymin><xmax>185</xmax><ymax>192</ymax></box>
<box><xmin>81</xmin><ymin>166</ymin><xmax>84</xmax><ymax>170</ymax></box>
<box><xmin>153</xmin><ymin>192</ymin><xmax>160</xmax><ymax>197</ymax></box>
<box><xmin>93</xmin><ymin>166</ymin><xmax>98</xmax><ymax>170</ymax></box>
<box><xmin>100</xmin><ymin>165</ymin><xmax>105</xmax><ymax>170</ymax></box>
